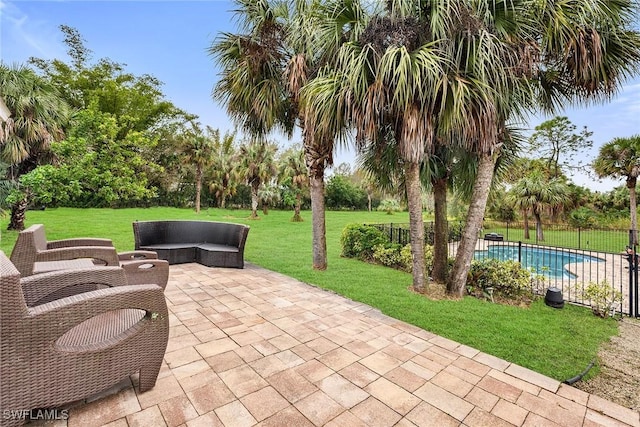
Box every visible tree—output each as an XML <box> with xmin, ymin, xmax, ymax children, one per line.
<box><xmin>527</xmin><ymin>116</ymin><xmax>593</xmax><ymax>179</ymax></box>
<box><xmin>22</xmin><ymin>104</ymin><xmax>160</xmax><ymax>208</ymax></box>
<box><xmin>208</xmin><ymin>129</ymin><xmax>238</xmax><ymax>209</ymax></box>
<box><xmin>277</xmin><ymin>146</ymin><xmax>308</xmax><ymax>221</ymax></box>
<box><xmin>0</xmin><ymin>63</ymin><xmax>70</xmax><ymax>230</ymax></box>
<box><xmin>180</xmin><ymin>123</ymin><xmax>214</xmax><ymax>213</ymax></box>
<box><xmin>236</xmin><ymin>139</ymin><xmax>277</xmax><ymax>219</ymax></box>
<box><xmin>447</xmin><ymin>0</ymin><xmax>640</xmax><ymax>297</ymax></box>
<box><xmin>508</xmin><ymin>171</ymin><xmax>569</xmax><ymax>241</ymax></box>
<box><xmin>593</xmin><ymin>136</ymin><xmax>640</xmax><ymax>244</ymax></box>
<box><xmin>210</xmin><ymin>0</ymin><xmax>367</xmax><ymax>270</ymax></box>
<box><xmin>305</xmin><ymin>1</ymin><xmax>517</xmax><ymax>292</ymax></box>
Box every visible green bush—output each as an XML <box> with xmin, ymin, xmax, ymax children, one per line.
<box><xmin>340</xmin><ymin>224</ymin><xmax>388</xmax><ymax>259</ymax></box>
<box><xmin>468</xmin><ymin>259</ymin><xmax>533</xmax><ymax>302</ymax></box>
<box><xmin>373</xmin><ymin>243</ymin><xmax>434</xmax><ymax>273</ymax></box>
<box><xmin>575</xmin><ymin>280</ymin><xmax>622</xmax><ymax>318</ymax></box>
<box><xmin>372</xmin><ymin>243</ymin><xmax>404</xmax><ymax>269</ymax></box>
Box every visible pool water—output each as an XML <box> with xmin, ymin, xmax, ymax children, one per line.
<box><xmin>474</xmin><ymin>246</ymin><xmax>603</xmax><ymax>278</ymax></box>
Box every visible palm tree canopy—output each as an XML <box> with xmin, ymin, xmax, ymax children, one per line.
<box><xmin>593</xmin><ymin>135</ymin><xmax>640</xmax><ymax>186</ymax></box>
<box><xmin>237</xmin><ymin>139</ymin><xmax>278</xmax><ymax>187</ymax></box>
<box><xmin>508</xmin><ymin>171</ymin><xmax>569</xmax><ymax>215</ymax></box>
<box><xmin>0</xmin><ymin>64</ymin><xmax>71</xmax><ymax>166</ymax></box>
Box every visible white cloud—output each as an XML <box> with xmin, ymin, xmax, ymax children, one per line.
<box><xmin>0</xmin><ymin>1</ymin><xmax>65</xmax><ymax>62</ymax></box>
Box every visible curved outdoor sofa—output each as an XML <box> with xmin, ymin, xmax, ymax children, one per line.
<box><xmin>133</xmin><ymin>220</ymin><xmax>250</xmax><ymax>268</ymax></box>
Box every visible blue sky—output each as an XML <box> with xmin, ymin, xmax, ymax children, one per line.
<box><xmin>1</xmin><ymin>0</ymin><xmax>639</xmax><ymax>192</ymax></box>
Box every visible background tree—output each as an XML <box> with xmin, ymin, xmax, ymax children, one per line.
<box><xmin>180</xmin><ymin>123</ymin><xmax>214</xmax><ymax>213</ymax></box>
<box><xmin>208</xmin><ymin>129</ymin><xmax>238</xmax><ymax>209</ymax></box>
<box><xmin>508</xmin><ymin>171</ymin><xmax>569</xmax><ymax>241</ymax></box>
<box><xmin>236</xmin><ymin>139</ymin><xmax>277</xmax><ymax>219</ymax></box>
<box><xmin>593</xmin><ymin>136</ymin><xmax>640</xmax><ymax>244</ymax></box>
<box><xmin>277</xmin><ymin>146</ymin><xmax>308</xmax><ymax>221</ymax></box>
<box><xmin>527</xmin><ymin>116</ymin><xmax>593</xmax><ymax>179</ymax></box>
<box><xmin>0</xmin><ymin>63</ymin><xmax>70</xmax><ymax>230</ymax></box>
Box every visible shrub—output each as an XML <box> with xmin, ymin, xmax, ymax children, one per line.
<box><xmin>341</xmin><ymin>224</ymin><xmax>388</xmax><ymax>259</ymax></box>
<box><xmin>372</xmin><ymin>243</ymin><xmax>404</xmax><ymax>269</ymax></box>
<box><xmin>467</xmin><ymin>259</ymin><xmax>533</xmax><ymax>303</ymax></box>
<box><xmin>373</xmin><ymin>243</ymin><xmax>434</xmax><ymax>273</ymax></box>
<box><xmin>575</xmin><ymin>280</ymin><xmax>622</xmax><ymax>318</ymax></box>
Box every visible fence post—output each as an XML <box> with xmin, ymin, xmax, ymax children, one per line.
<box><xmin>578</xmin><ymin>227</ymin><xmax>581</xmax><ymax>249</ymax></box>
<box><xmin>518</xmin><ymin>241</ymin><xmax>522</xmax><ymax>264</ymax></box>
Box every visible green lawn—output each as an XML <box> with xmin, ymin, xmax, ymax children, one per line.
<box><xmin>0</xmin><ymin>207</ymin><xmax>618</xmax><ymax>381</ymax></box>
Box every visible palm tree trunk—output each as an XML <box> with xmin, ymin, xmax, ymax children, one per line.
<box><xmin>448</xmin><ymin>152</ymin><xmax>497</xmax><ymax>297</ymax></box>
<box><xmin>405</xmin><ymin>161</ymin><xmax>427</xmax><ymax>292</ymax></box>
<box><xmin>7</xmin><ymin>197</ymin><xmax>28</xmax><ymax>231</ymax></box>
<box><xmin>432</xmin><ymin>177</ymin><xmax>448</xmax><ymax>283</ymax></box>
<box><xmin>250</xmin><ymin>183</ymin><xmax>259</xmax><ymax>219</ymax></box>
<box><xmin>367</xmin><ymin>193</ymin><xmax>372</xmax><ymax>212</ymax></box>
<box><xmin>293</xmin><ymin>193</ymin><xmax>303</xmax><ymax>222</ymax></box>
<box><xmin>534</xmin><ymin>210</ymin><xmax>544</xmax><ymax>241</ymax></box>
<box><xmin>195</xmin><ymin>168</ymin><xmax>202</xmax><ymax>214</ymax></box>
<box><xmin>523</xmin><ymin>209</ymin><xmax>530</xmax><ymax>240</ymax></box>
<box><xmin>629</xmin><ymin>178</ymin><xmax>638</xmax><ymax>245</ymax></box>
<box><xmin>309</xmin><ymin>171</ymin><xmax>327</xmax><ymax>270</ymax></box>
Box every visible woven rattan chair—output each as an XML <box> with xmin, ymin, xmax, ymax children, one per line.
<box><xmin>10</xmin><ymin>224</ymin><xmax>169</xmax><ymax>289</ymax></box>
<box><xmin>0</xmin><ymin>251</ymin><xmax>169</xmax><ymax>426</ymax></box>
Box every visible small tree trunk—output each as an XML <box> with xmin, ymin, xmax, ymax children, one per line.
<box><xmin>220</xmin><ymin>195</ymin><xmax>226</xmax><ymax>209</ymax></box>
<box><xmin>195</xmin><ymin>168</ymin><xmax>202</xmax><ymax>214</ymax></box>
<box><xmin>7</xmin><ymin>197</ymin><xmax>29</xmax><ymax>231</ymax></box>
<box><xmin>368</xmin><ymin>193</ymin><xmax>372</xmax><ymax>212</ymax></box>
<box><xmin>448</xmin><ymin>151</ymin><xmax>498</xmax><ymax>297</ymax></box>
<box><xmin>263</xmin><ymin>205</ymin><xmax>269</xmax><ymax>215</ymax></box>
<box><xmin>405</xmin><ymin>161</ymin><xmax>427</xmax><ymax>292</ymax></box>
<box><xmin>432</xmin><ymin>177</ymin><xmax>448</xmax><ymax>283</ymax></box>
<box><xmin>250</xmin><ymin>183</ymin><xmax>259</xmax><ymax>219</ymax></box>
<box><xmin>292</xmin><ymin>193</ymin><xmax>303</xmax><ymax>222</ymax></box>
<box><xmin>534</xmin><ymin>210</ymin><xmax>544</xmax><ymax>241</ymax></box>
<box><xmin>523</xmin><ymin>209</ymin><xmax>530</xmax><ymax>240</ymax></box>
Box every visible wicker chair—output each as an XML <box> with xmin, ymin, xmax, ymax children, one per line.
<box><xmin>10</xmin><ymin>224</ymin><xmax>169</xmax><ymax>289</ymax></box>
<box><xmin>0</xmin><ymin>251</ymin><xmax>169</xmax><ymax>426</ymax></box>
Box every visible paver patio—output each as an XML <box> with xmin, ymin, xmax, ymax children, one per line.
<box><xmin>36</xmin><ymin>263</ymin><xmax>640</xmax><ymax>426</ymax></box>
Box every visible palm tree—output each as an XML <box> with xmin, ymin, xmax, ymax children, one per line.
<box><xmin>508</xmin><ymin>171</ymin><xmax>569</xmax><ymax>241</ymax></box>
<box><xmin>208</xmin><ymin>130</ymin><xmax>238</xmax><ymax>209</ymax></box>
<box><xmin>593</xmin><ymin>136</ymin><xmax>640</xmax><ymax>244</ymax></box>
<box><xmin>210</xmin><ymin>0</ymin><xmax>368</xmax><ymax>270</ymax></box>
<box><xmin>258</xmin><ymin>182</ymin><xmax>280</xmax><ymax>214</ymax></box>
<box><xmin>447</xmin><ymin>0</ymin><xmax>640</xmax><ymax>297</ymax></box>
<box><xmin>180</xmin><ymin>123</ymin><xmax>214</xmax><ymax>214</ymax></box>
<box><xmin>278</xmin><ymin>146</ymin><xmax>308</xmax><ymax>221</ymax></box>
<box><xmin>304</xmin><ymin>1</ymin><xmax>515</xmax><ymax>292</ymax></box>
<box><xmin>0</xmin><ymin>63</ymin><xmax>70</xmax><ymax>230</ymax></box>
<box><xmin>236</xmin><ymin>139</ymin><xmax>277</xmax><ymax>219</ymax></box>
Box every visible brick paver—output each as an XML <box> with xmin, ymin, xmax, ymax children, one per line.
<box><xmin>40</xmin><ymin>263</ymin><xmax>640</xmax><ymax>426</ymax></box>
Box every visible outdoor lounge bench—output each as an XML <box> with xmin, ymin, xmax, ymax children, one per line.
<box><xmin>132</xmin><ymin>220</ymin><xmax>250</xmax><ymax>268</ymax></box>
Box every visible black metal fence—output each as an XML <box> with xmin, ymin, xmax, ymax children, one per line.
<box><xmin>369</xmin><ymin>221</ymin><xmax>637</xmax><ymax>316</ymax></box>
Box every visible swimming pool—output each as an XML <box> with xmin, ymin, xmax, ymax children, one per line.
<box><xmin>474</xmin><ymin>245</ymin><xmax>603</xmax><ymax>278</ymax></box>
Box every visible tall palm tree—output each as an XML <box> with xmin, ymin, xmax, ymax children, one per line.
<box><xmin>508</xmin><ymin>171</ymin><xmax>569</xmax><ymax>241</ymax></box>
<box><xmin>180</xmin><ymin>123</ymin><xmax>214</xmax><ymax>214</ymax></box>
<box><xmin>304</xmin><ymin>1</ymin><xmax>515</xmax><ymax>292</ymax></box>
<box><xmin>278</xmin><ymin>146</ymin><xmax>308</xmax><ymax>221</ymax></box>
<box><xmin>236</xmin><ymin>139</ymin><xmax>278</xmax><ymax>218</ymax></box>
<box><xmin>0</xmin><ymin>64</ymin><xmax>70</xmax><ymax>230</ymax></box>
<box><xmin>447</xmin><ymin>0</ymin><xmax>640</xmax><ymax>297</ymax></box>
<box><xmin>210</xmin><ymin>0</ymin><xmax>368</xmax><ymax>270</ymax></box>
<box><xmin>593</xmin><ymin>136</ymin><xmax>640</xmax><ymax>244</ymax></box>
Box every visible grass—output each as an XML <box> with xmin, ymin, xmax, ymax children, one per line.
<box><xmin>0</xmin><ymin>207</ymin><xmax>618</xmax><ymax>381</ymax></box>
